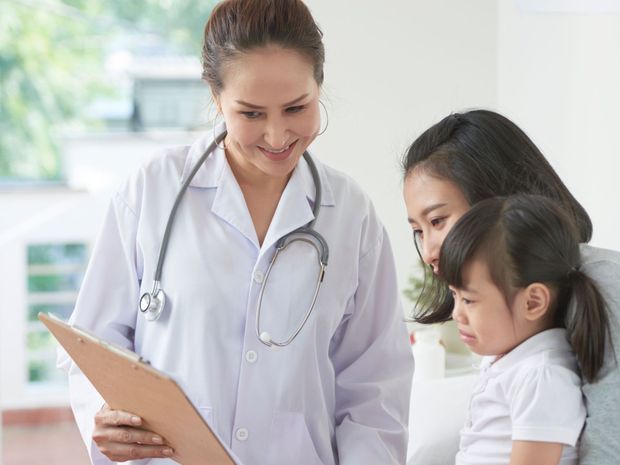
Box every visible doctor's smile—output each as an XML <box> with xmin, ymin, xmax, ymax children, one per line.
<box><xmin>257</xmin><ymin>139</ymin><xmax>299</xmax><ymax>161</ymax></box>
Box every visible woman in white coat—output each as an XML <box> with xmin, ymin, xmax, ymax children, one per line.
<box><xmin>59</xmin><ymin>0</ymin><xmax>413</xmax><ymax>463</ymax></box>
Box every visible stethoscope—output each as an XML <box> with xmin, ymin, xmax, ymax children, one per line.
<box><xmin>139</xmin><ymin>129</ymin><xmax>329</xmax><ymax>348</ymax></box>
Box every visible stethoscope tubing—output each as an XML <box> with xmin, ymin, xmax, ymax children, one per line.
<box><xmin>153</xmin><ymin>131</ymin><xmax>227</xmax><ymax>287</ymax></box>
<box><xmin>140</xmin><ymin>128</ymin><xmax>329</xmax><ymax>348</ymax></box>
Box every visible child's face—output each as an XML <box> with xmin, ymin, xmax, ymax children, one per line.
<box><xmin>449</xmin><ymin>258</ymin><xmax>530</xmax><ymax>357</ymax></box>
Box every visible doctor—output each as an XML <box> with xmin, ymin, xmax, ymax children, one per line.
<box><xmin>59</xmin><ymin>0</ymin><xmax>413</xmax><ymax>463</ymax></box>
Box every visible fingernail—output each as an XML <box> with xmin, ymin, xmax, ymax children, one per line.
<box><xmin>152</xmin><ymin>436</ymin><xmax>163</xmax><ymax>444</ymax></box>
<box><xmin>131</xmin><ymin>416</ymin><xmax>141</xmax><ymax>425</ymax></box>
<box><xmin>163</xmin><ymin>448</ymin><xmax>174</xmax><ymax>456</ymax></box>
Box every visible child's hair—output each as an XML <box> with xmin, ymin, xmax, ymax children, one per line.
<box><xmin>438</xmin><ymin>194</ymin><xmax>609</xmax><ymax>383</ymax></box>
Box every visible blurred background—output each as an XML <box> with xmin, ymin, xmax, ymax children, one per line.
<box><xmin>1</xmin><ymin>0</ymin><xmax>619</xmax><ymax>463</ymax></box>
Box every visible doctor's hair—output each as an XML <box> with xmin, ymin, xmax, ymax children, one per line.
<box><xmin>202</xmin><ymin>0</ymin><xmax>325</xmax><ymax>94</ymax></box>
<box><xmin>438</xmin><ymin>194</ymin><xmax>609</xmax><ymax>383</ymax></box>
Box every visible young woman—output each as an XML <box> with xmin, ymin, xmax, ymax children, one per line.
<box><xmin>438</xmin><ymin>194</ymin><xmax>608</xmax><ymax>464</ymax></box>
<box><xmin>402</xmin><ymin>109</ymin><xmax>620</xmax><ymax>464</ymax></box>
<box><xmin>59</xmin><ymin>1</ymin><xmax>413</xmax><ymax>463</ymax></box>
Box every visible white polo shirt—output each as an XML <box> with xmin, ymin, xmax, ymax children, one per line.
<box><xmin>455</xmin><ymin>328</ymin><xmax>585</xmax><ymax>465</ymax></box>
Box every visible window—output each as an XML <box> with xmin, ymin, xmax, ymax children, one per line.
<box><xmin>26</xmin><ymin>243</ymin><xmax>88</xmax><ymax>386</ymax></box>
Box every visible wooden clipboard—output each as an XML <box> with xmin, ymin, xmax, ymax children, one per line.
<box><xmin>39</xmin><ymin>312</ymin><xmax>236</xmax><ymax>465</ymax></box>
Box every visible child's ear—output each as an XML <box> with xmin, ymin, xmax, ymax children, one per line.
<box><xmin>521</xmin><ymin>283</ymin><xmax>551</xmax><ymax>321</ymax></box>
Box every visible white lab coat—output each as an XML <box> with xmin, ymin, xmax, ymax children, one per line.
<box><xmin>59</xmin><ymin>130</ymin><xmax>414</xmax><ymax>465</ymax></box>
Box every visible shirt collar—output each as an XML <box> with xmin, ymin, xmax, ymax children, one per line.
<box><xmin>482</xmin><ymin>328</ymin><xmax>572</xmax><ymax>373</ymax></box>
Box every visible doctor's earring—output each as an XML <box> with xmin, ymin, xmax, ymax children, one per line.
<box><xmin>318</xmin><ymin>100</ymin><xmax>329</xmax><ymax>136</ymax></box>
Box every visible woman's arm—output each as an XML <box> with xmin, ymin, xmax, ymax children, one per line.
<box><xmin>510</xmin><ymin>440</ymin><xmax>563</xmax><ymax>465</ymax></box>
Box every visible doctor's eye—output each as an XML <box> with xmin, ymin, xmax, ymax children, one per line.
<box><xmin>412</xmin><ymin>229</ymin><xmax>423</xmax><ymax>241</ymax></box>
<box><xmin>240</xmin><ymin>111</ymin><xmax>262</xmax><ymax>119</ymax></box>
<box><xmin>285</xmin><ymin>105</ymin><xmax>306</xmax><ymax>114</ymax></box>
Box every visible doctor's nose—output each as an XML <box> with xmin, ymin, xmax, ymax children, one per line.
<box><xmin>263</xmin><ymin>119</ymin><xmax>290</xmax><ymax>149</ymax></box>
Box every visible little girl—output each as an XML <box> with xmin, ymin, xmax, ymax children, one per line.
<box><xmin>435</xmin><ymin>194</ymin><xmax>610</xmax><ymax>465</ymax></box>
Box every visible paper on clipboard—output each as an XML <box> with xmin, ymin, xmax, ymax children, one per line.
<box><xmin>39</xmin><ymin>312</ymin><xmax>237</xmax><ymax>465</ymax></box>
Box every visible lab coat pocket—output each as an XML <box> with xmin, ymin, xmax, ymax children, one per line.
<box><xmin>269</xmin><ymin>412</ymin><xmax>324</xmax><ymax>465</ymax></box>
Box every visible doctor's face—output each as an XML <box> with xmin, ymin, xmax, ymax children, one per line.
<box><xmin>403</xmin><ymin>169</ymin><xmax>470</xmax><ymax>274</ymax></box>
<box><xmin>214</xmin><ymin>45</ymin><xmax>321</xmax><ymax>181</ymax></box>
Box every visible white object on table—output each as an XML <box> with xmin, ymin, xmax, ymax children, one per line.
<box><xmin>412</xmin><ymin>329</ymin><xmax>446</xmax><ymax>380</ymax></box>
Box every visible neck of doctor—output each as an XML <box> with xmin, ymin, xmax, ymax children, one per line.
<box><xmin>225</xmin><ymin>147</ymin><xmax>292</xmax><ymax>247</ymax></box>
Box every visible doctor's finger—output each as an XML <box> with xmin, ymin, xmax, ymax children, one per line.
<box><xmin>108</xmin><ymin>426</ymin><xmax>168</xmax><ymax>446</ymax></box>
<box><xmin>99</xmin><ymin>442</ymin><xmax>174</xmax><ymax>461</ymax></box>
<box><xmin>95</xmin><ymin>406</ymin><xmax>143</xmax><ymax>427</ymax></box>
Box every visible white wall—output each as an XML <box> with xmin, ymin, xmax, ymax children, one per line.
<box><xmin>306</xmin><ymin>0</ymin><xmax>499</xmax><ymax>292</ymax></box>
<box><xmin>308</xmin><ymin>0</ymin><xmax>620</xmax><ymax>291</ymax></box>
<box><xmin>497</xmin><ymin>1</ymin><xmax>620</xmax><ymax>250</ymax></box>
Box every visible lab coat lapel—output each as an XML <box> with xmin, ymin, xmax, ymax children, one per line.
<box><xmin>260</xmin><ymin>163</ymin><xmax>314</xmax><ymax>254</ymax></box>
<box><xmin>211</xmin><ymin>161</ymin><xmax>260</xmax><ymax>248</ymax></box>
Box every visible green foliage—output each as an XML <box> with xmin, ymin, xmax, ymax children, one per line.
<box><xmin>27</xmin><ymin>330</ymin><xmax>57</xmax><ymax>352</ymax></box>
<box><xmin>28</xmin><ymin>357</ymin><xmax>65</xmax><ymax>383</ymax></box>
<box><xmin>28</xmin><ymin>273</ymin><xmax>84</xmax><ymax>292</ymax></box>
<box><xmin>0</xmin><ymin>0</ymin><xmax>216</xmax><ymax>180</ymax></box>
<box><xmin>28</xmin><ymin>243</ymin><xmax>87</xmax><ymax>265</ymax></box>
<box><xmin>0</xmin><ymin>1</ymin><xmax>107</xmax><ymax>179</ymax></box>
<box><xmin>28</xmin><ymin>303</ymin><xmax>74</xmax><ymax>321</ymax></box>
<box><xmin>403</xmin><ymin>268</ymin><xmax>425</xmax><ymax>304</ymax></box>
<box><xmin>103</xmin><ymin>0</ymin><xmax>218</xmax><ymax>56</ymax></box>
<box><xmin>403</xmin><ymin>264</ymin><xmax>434</xmax><ymax>320</ymax></box>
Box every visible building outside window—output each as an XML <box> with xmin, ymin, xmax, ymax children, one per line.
<box><xmin>26</xmin><ymin>243</ymin><xmax>88</xmax><ymax>387</ymax></box>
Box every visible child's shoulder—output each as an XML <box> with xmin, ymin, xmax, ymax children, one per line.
<box><xmin>495</xmin><ymin>354</ymin><xmax>580</xmax><ymax>413</ymax></box>
<box><xmin>494</xmin><ymin>330</ymin><xmax>581</xmax><ymax>396</ymax></box>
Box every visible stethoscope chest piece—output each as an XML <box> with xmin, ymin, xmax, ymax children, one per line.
<box><xmin>139</xmin><ymin>283</ymin><xmax>166</xmax><ymax>321</ymax></box>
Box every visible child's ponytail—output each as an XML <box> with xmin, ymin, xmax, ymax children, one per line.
<box><xmin>565</xmin><ymin>269</ymin><xmax>610</xmax><ymax>383</ymax></box>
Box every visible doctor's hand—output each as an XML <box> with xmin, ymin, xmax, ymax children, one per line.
<box><xmin>93</xmin><ymin>404</ymin><xmax>174</xmax><ymax>461</ymax></box>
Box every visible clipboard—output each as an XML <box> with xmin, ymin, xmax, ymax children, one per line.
<box><xmin>39</xmin><ymin>312</ymin><xmax>236</xmax><ymax>465</ymax></box>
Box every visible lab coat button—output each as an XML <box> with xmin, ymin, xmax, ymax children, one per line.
<box><xmin>235</xmin><ymin>427</ymin><xmax>249</xmax><ymax>441</ymax></box>
<box><xmin>253</xmin><ymin>270</ymin><xmax>264</xmax><ymax>284</ymax></box>
<box><xmin>245</xmin><ymin>350</ymin><xmax>258</xmax><ymax>363</ymax></box>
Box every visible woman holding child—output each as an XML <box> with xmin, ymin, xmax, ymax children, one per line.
<box><xmin>403</xmin><ymin>109</ymin><xmax>620</xmax><ymax>465</ymax></box>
